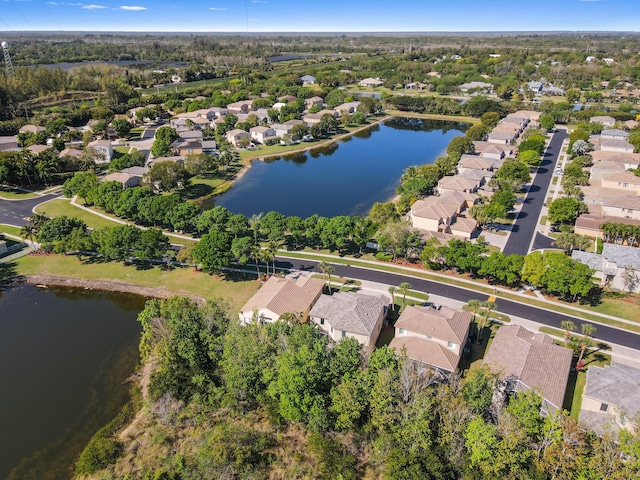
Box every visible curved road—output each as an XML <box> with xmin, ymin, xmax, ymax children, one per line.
<box><xmin>275</xmin><ymin>256</ymin><xmax>640</xmax><ymax>350</ymax></box>
<box><xmin>0</xmin><ymin>193</ymin><xmax>61</xmax><ymax>227</ymax></box>
<box><xmin>503</xmin><ymin>129</ymin><xmax>568</xmax><ymax>256</ymax></box>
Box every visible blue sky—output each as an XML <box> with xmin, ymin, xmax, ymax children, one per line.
<box><xmin>1</xmin><ymin>0</ymin><xmax>639</xmax><ymax>32</ymax></box>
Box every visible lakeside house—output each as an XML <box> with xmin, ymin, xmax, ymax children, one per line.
<box><xmin>238</xmin><ymin>275</ymin><xmax>324</xmax><ymax>325</ymax></box>
<box><xmin>359</xmin><ymin>77</ymin><xmax>383</xmax><ymax>87</ymax></box>
<box><xmin>226</xmin><ymin>129</ymin><xmax>250</xmax><ymax>148</ymax></box>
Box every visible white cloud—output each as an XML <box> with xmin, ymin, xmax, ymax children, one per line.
<box><xmin>208</xmin><ymin>7</ymin><xmax>227</xmax><ymax>10</ymax></box>
<box><xmin>46</xmin><ymin>2</ymin><xmax>65</xmax><ymax>4</ymax></box>
<box><xmin>82</xmin><ymin>4</ymin><xmax>107</xmax><ymax>8</ymax></box>
<box><xmin>119</xmin><ymin>5</ymin><xmax>146</xmax><ymax>10</ymax></box>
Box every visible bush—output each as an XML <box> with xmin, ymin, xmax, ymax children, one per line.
<box><xmin>376</xmin><ymin>251</ymin><xmax>393</xmax><ymax>261</ymax></box>
<box><xmin>75</xmin><ymin>429</ymin><xmax>123</xmax><ymax>475</ymax></box>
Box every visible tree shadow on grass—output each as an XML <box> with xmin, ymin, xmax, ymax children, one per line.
<box><xmin>0</xmin><ymin>261</ymin><xmax>18</xmax><ymax>286</ymax></box>
<box><xmin>223</xmin><ymin>270</ymin><xmax>256</xmax><ymax>283</ymax></box>
<box><xmin>181</xmin><ymin>183</ymin><xmax>214</xmax><ymax>200</ymax></box>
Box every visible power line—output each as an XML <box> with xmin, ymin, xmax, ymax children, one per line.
<box><xmin>7</xmin><ymin>0</ymin><xmax>33</xmax><ymax>28</ymax></box>
<box><xmin>34</xmin><ymin>0</ymin><xmax>64</xmax><ymax>31</ymax></box>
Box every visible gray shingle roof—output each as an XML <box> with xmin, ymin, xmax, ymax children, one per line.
<box><xmin>602</xmin><ymin>243</ymin><xmax>640</xmax><ymax>270</ymax></box>
<box><xmin>584</xmin><ymin>363</ymin><xmax>640</xmax><ymax>416</ymax></box>
<box><xmin>309</xmin><ymin>292</ymin><xmax>387</xmax><ymax>336</ymax></box>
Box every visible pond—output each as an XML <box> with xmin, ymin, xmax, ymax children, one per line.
<box><xmin>0</xmin><ymin>284</ymin><xmax>145</xmax><ymax>480</ymax></box>
<box><xmin>215</xmin><ymin>118</ymin><xmax>467</xmax><ymax>218</ymax></box>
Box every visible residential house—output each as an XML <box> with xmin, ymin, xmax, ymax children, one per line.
<box><xmin>483</xmin><ymin>325</ymin><xmax>573</xmax><ymax>414</ymax></box>
<box><xmin>600</xmin><ymin>171</ymin><xmax>640</xmax><ymax>195</ymax></box>
<box><xmin>302</xmin><ymin>113</ymin><xmax>324</xmax><ymax>127</ymax></box>
<box><xmin>602</xmin><ymin>194</ymin><xmax>640</xmax><ymax>219</ymax></box>
<box><xmin>580</xmin><ymin>363</ymin><xmax>640</xmax><ymax>435</ymax></box>
<box><xmin>170</xmin><ymin>139</ymin><xmax>202</xmax><ymax>156</ymax></box>
<box><xmin>300</xmin><ymin>74</ymin><xmax>316</xmax><ymax>85</ymax></box>
<box><xmin>283</xmin><ymin>119</ymin><xmax>304</xmax><ymax>127</ymax></box>
<box><xmin>359</xmin><ymin>77</ymin><xmax>383</xmax><ymax>87</ymax></box>
<box><xmin>0</xmin><ymin>136</ymin><xmax>18</xmax><ymax>151</ymax></box>
<box><xmin>87</xmin><ymin>140</ymin><xmax>113</xmax><ymax>163</ymax></box>
<box><xmin>333</xmin><ymin>102</ymin><xmax>361</xmax><ymax>116</ymax></box>
<box><xmin>410</xmin><ymin>197</ymin><xmax>459</xmax><ymax>233</ymax></box>
<box><xmin>474</xmin><ymin>141</ymin><xmax>514</xmax><ymax>160</ymax></box>
<box><xmin>437</xmin><ymin>175</ymin><xmax>481</xmax><ymax>195</ymax></box>
<box><xmin>226</xmin><ymin>100</ymin><xmax>253</xmax><ymax>114</ymax></box>
<box><xmin>278</xmin><ymin>95</ymin><xmax>297</xmax><ymax>103</ymax></box>
<box><xmin>58</xmin><ymin>148</ymin><xmax>83</xmax><ymax>160</ymax></box>
<box><xmin>459</xmin><ymin>81</ymin><xmax>493</xmax><ymax>93</ymax></box>
<box><xmin>487</xmin><ymin>131</ymin><xmax>517</xmax><ymax>144</ymax></box>
<box><xmin>449</xmin><ymin>217</ymin><xmax>478</xmax><ymax>238</ymax></box>
<box><xmin>590</xmin><ymin>116</ymin><xmax>616</xmax><ymax>127</ymax></box>
<box><xmin>459</xmin><ymin>168</ymin><xmax>495</xmax><ymax>185</ymax></box>
<box><xmin>389</xmin><ymin>305</ymin><xmax>473</xmax><ymax>374</ymax></box>
<box><xmin>405</xmin><ymin>82</ymin><xmax>428</xmax><ymax>90</ymax></box>
<box><xmin>572</xmin><ymin>243</ymin><xmax>640</xmax><ymax>293</ymax></box>
<box><xmin>238</xmin><ymin>275</ymin><xmax>325</xmax><ymax>325</ymax></box>
<box><xmin>250</xmin><ymin>126</ymin><xmax>276</xmax><ymax>144</ymax></box>
<box><xmin>27</xmin><ymin>144</ymin><xmax>51</xmax><ymax>155</ymax></box>
<box><xmin>101</xmin><ymin>171</ymin><xmax>141</xmax><ymax>188</ymax></box>
<box><xmin>271</xmin><ymin>123</ymin><xmax>294</xmax><ymax>138</ymax></box>
<box><xmin>624</xmin><ymin>120</ymin><xmax>639</xmax><ymax>130</ymax></box>
<box><xmin>309</xmin><ymin>292</ymin><xmax>388</xmax><ymax>348</ymax></box>
<box><xmin>574</xmin><ymin>214</ymin><xmax>640</xmax><ymax>238</ymax></box>
<box><xmin>202</xmin><ymin>140</ymin><xmax>217</xmax><ymax>154</ymax></box>
<box><xmin>19</xmin><ymin>124</ymin><xmax>46</xmax><ymax>134</ymax></box>
<box><xmin>457</xmin><ymin>155</ymin><xmax>495</xmax><ymax>173</ymax></box>
<box><xmin>304</xmin><ymin>96</ymin><xmax>324</xmax><ymax>110</ymax></box>
<box><xmin>600</xmin><ymin>139</ymin><xmax>635</xmax><ymax>153</ymax></box>
<box><xmin>527</xmin><ymin>81</ymin><xmax>544</xmax><ymax>95</ymax></box>
<box><xmin>225</xmin><ymin>129</ymin><xmax>250</xmax><ymax>148</ymax></box>
<box><xmin>271</xmin><ymin>102</ymin><xmax>287</xmax><ymax>111</ymax></box>
<box><xmin>147</xmin><ymin>156</ymin><xmax>186</xmax><ymax>168</ymax></box>
<box><xmin>601</xmin><ymin>129</ymin><xmax>629</xmax><ymax>140</ymax></box>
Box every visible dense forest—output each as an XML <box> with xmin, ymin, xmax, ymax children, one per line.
<box><xmin>74</xmin><ymin>296</ymin><xmax>640</xmax><ymax>480</ymax></box>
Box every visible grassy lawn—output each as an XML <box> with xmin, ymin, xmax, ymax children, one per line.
<box><xmin>1</xmin><ymin>224</ymin><xmax>22</xmax><ymax>237</ymax></box>
<box><xmin>113</xmin><ymin>146</ymin><xmax>130</xmax><ymax>154</ymax></box>
<box><xmin>589</xmin><ymin>296</ymin><xmax>640</xmax><ymax>323</ymax></box>
<box><xmin>0</xmin><ymin>187</ymin><xmax>39</xmax><ymax>199</ymax></box>
<box><xmin>552</xmin><ymin>177</ymin><xmax>558</xmax><ymax>185</ymax></box>
<box><xmin>35</xmin><ymin>199</ymin><xmax>122</xmax><ymax>230</ymax></box>
<box><xmin>181</xmin><ymin>175</ymin><xmax>227</xmax><ymax>201</ymax></box>
<box><xmin>11</xmin><ymin>254</ymin><xmax>261</xmax><ymax>311</ymax></box>
<box><xmin>539</xmin><ymin>215</ymin><xmax>547</xmax><ymax>226</ymax></box>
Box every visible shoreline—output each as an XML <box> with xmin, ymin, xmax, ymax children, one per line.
<box><xmin>12</xmin><ymin>274</ymin><xmax>207</xmax><ymax>304</ymax></box>
<box><xmin>217</xmin><ymin>116</ymin><xmax>392</xmax><ymax>196</ymax></box>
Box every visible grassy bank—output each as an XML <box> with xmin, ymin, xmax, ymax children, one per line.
<box><xmin>10</xmin><ymin>254</ymin><xmax>261</xmax><ymax>311</ymax></box>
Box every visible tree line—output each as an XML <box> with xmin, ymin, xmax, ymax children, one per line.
<box><xmin>77</xmin><ymin>296</ymin><xmax>640</xmax><ymax>479</ymax></box>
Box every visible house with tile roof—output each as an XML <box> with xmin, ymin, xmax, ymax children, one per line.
<box><xmin>19</xmin><ymin>124</ymin><xmax>46</xmax><ymax>134</ymax></box>
<box><xmin>473</xmin><ymin>141</ymin><xmax>514</xmax><ymax>160</ymax></box>
<box><xmin>600</xmin><ymin>139</ymin><xmax>635</xmax><ymax>153</ymax></box>
<box><xmin>309</xmin><ymin>292</ymin><xmax>388</xmax><ymax>348</ymax></box>
<box><xmin>483</xmin><ymin>325</ymin><xmax>573</xmax><ymax>414</ymax></box>
<box><xmin>574</xmin><ymin>214</ymin><xmax>640</xmax><ymax>238</ymax></box>
<box><xmin>87</xmin><ymin>139</ymin><xmax>113</xmax><ymax>163</ymax></box>
<box><xmin>601</xmin><ymin>129</ymin><xmax>629</xmax><ymax>140</ymax></box>
<box><xmin>437</xmin><ymin>175</ymin><xmax>481</xmax><ymax>195</ymax></box>
<box><xmin>359</xmin><ymin>77</ymin><xmax>383</xmax><ymax>87</ymax></box>
<box><xmin>590</xmin><ymin>116</ymin><xmax>616</xmax><ymax>127</ymax></box>
<box><xmin>580</xmin><ymin>363</ymin><xmax>640</xmax><ymax>435</ymax></box>
<box><xmin>410</xmin><ymin>197</ymin><xmax>459</xmax><ymax>233</ymax></box>
<box><xmin>226</xmin><ymin>129</ymin><xmax>251</xmax><ymax>148</ymax></box>
<box><xmin>602</xmin><ymin>194</ymin><xmax>640</xmax><ymax>220</ymax></box>
<box><xmin>600</xmin><ymin>171</ymin><xmax>640</xmax><ymax>196</ymax></box>
<box><xmin>238</xmin><ymin>274</ymin><xmax>324</xmax><ymax>325</ymax></box>
<box><xmin>389</xmin><ymin>304</ymin><xmax>473</xmax><ymax>374</ymax></box>
<box><xmin>249</xmin><ymin>126</ymin><xmax>276</xmax><ymax>144</ymax></box>
<box><xmin>457</xmin><ymin>155</ymin><xmax>496</xmax><ymax>173</ymax></box>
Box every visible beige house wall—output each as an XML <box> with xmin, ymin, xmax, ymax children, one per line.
<box><xmin>394</xmin><ymin>327</ymin><xmax>462</xmax><ymax>356</ymax></box>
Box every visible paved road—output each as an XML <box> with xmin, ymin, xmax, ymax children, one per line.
<box><xmin>275</xmin><ymin>256</ymin><xmax>640</xmax><ymax>350</ymax></box>
<box><xmin>503</xmin><ymin>129</ymin><xmax>568</xmax><ymax>256</ymax></box>
<box><xmin>0</xmin><ymin>193</ymin><xmax>60</xmax><ymax>227</ymax></box>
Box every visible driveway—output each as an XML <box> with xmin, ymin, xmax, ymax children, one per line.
<box><xmin>503</xmin><ymin>129</ymin><xmax>568</xmax><ymax>256</ymax></box>
<box><xmin>0</xmin><ymin>193</ymin><xmax>61</xmax><ymax>227</ymax></box>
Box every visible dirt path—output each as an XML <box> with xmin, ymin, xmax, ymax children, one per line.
<box><xmin>16</xmin><ymin>274</ymin><xmax>207</xmax><ymax>304</ymax></box>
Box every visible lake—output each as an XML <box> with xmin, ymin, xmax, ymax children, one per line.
<box><xmin>215</xmin><ymin>118</ymin><xmax>467</xmax><ymax>218</ymax></box>
<box><xmin>0</xmin><ymin>284</ymin><xmax>145</xmax><ymax>480</ymax></box>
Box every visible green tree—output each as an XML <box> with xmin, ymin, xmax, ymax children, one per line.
<box><xmin>112</xmin><ymin>119</ymin><xmax>132</xmax><ymax>139</ymax></box>
<box><xmin>576</xmin><ymin>323</ymin><xmax>596</xmax><ymax>369</ymax></box>
<box><xmin>231</xmin><ymin>235</ymin><xmax>253</xmax><ymax>265</ymax></box>
<box><xmin>192</xmin><ymin>229</ymin><xmax>233</xmax><ymax>274</ymax></box>
<box><xmin>147</xmin><ymin>161</ymin><xmax>191</xmax><ymax>191</ymax></box>
<box><xmin>548</xmin><ymin>197</ymin><xmax>588</xmax><ymax>225</ymax></box>
<box><xmin>561</xmin><ymin>320</ymin><xmax>577</xmax><ymax>347</ymax></box>
<box><xmin>398</xmin><ymin>281</ymin><xmax>412</xmax><ymax>312</ymax></box>
<box><xmin>446</xmin><ymin>136</ymin><xmax>475</xmax><ymax>160</ymax></box>
<box><xmin>136</xmin><ymin>228</ymin><xmax>170</xmax><ymax>261</ymax></box>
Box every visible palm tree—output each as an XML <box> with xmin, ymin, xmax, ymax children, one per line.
<box><xmin>325</xmin><ymin>265</ymin><xmax>335</xmax><ymax>294</ymax></box>
<box><xmin>248</xmin><ymin>213</ymin><xmax>263</xmax><ymax>244</ymax></box>
<box><xmin>250</xmin><ymin>244</ymin><xmax>263</xmax><ymax>279</ymax></box>
<box><xmin>388</xmin><ymin>286</ymin><xmax>396</xmax><ymax>309</ymax></box>
<box><xmin>318</xmin><ymin>260</ymin><xmax>328</xmax><ymax>288</ymax></box>
<box><xmin>467</xmin><ymin>299</ymin><xmax>483</xmax><ymax>319</ymax></box>
<box><xmin>20</xmin><ymin>223</ymin><xmax>36</xmax><ymax>247</ymax></box>
<box><xmin>265</xmin><ymin>239</ymin><xmax>281</xmax><ymax>276</ymax></box>
<box><xmin>561</xmin><ymin>320</ymin><xmax>577</xmax><ymax>347</ymax></box>
<box><xmin>576</xmin><ymin>323</ymin><xmax>597</xmax><ymax>370</ymax></box>
<box><xmin>398</xmin><ymin>282</ymin><xmax>411</xmax><ymax>312</ymax></box>
<box><xmin>477</xmin><ymin>301</ymin><xmax>497</xmax><ymax>344</ymax></box>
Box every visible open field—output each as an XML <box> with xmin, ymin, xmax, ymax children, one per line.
<box><xmin>0</xmin><ymin>188</ymin><xmax>39</xmax><ymax>200</ymax></box>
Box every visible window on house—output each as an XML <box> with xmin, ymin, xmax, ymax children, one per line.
<box><xmin>600</xmin><ymin>403</ymin><xmax>609</xmax><ymax>412</ymax></box>
<box><xmin>399</xmin><ymin>328</ymin><xmax>406</xmax><ymax>335</ymax></box>
<box><xmin>320</xmin><ymin>318</ymin><xmax>324</xmax><ymax>325</ymax></box>
<box><xmin>330</xmin><ymin>326</ymin><xmax>334</xmax><ymax>333</ymax></box>
<box><xmin>342</xmin><ymin>331</ymin><xmax>346</xmax><ymax>338</ymax></box>
<box><xmin>427</xmin><ymin>335</ymin><xmax>432</xmax><ymax>340</ymax></box>
<box><xmin>447</xmin><ymin>341</ymin><xmax>455</xmax><ymax>349</ymax></box>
